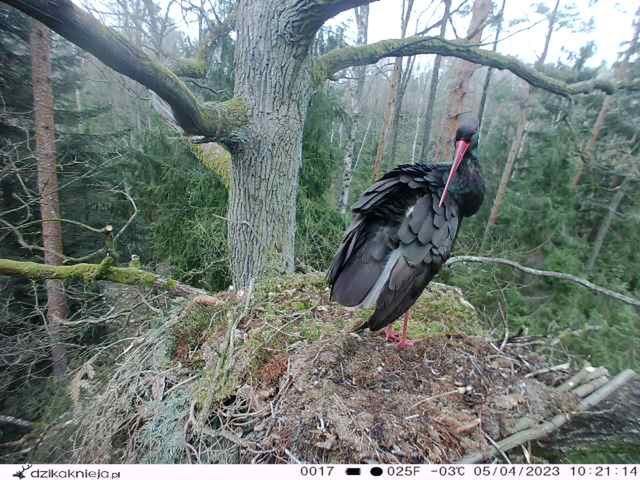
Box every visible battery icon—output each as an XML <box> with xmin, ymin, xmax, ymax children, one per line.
<box><xmin>346</xmin><ymin>467</ymin><xmax>361</xmax><ymax>476</ymax></box>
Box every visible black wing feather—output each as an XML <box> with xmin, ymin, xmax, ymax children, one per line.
<box><xmin>328</xmin><ymin>164</ymin><xmax>460</xmax><ymax>331</ymax></box>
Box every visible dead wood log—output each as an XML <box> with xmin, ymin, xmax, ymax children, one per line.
<box><xmin>544</xmin><ymin>376</ymin><xmax>640</xmax><ymax>455</ymax></box>
<box><xmin>459</xmin><ymin>369</ymin><xmax>637</xmax><ymax>463</ymax></box>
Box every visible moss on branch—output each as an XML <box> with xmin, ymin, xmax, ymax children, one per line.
<box><xmin>316</xmin><ymin>36</ymin><xmax>640</xmax><ymax>97</ymax></box>
<box><xmin>172</xmin><ymin>58</ymin><xmax>207</xmax><ymax>79</ymax></box>
<box><xmin>4</xmin><ymin>0</ymin><xmax>248</xmax><ymax>145</ymax></box>
<box><xmin>0</xmin><ymin>258</ymin><xmax>211</xmax><ymax>299</ymax></box>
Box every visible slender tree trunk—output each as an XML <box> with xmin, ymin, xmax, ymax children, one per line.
<box><xmin>478</xmin><ymin>0</ymin><xmax>506</xmax><ymax>128</ymax></box>
<box><xmin>572</xmin><ymin>96</ymin><xmax>612</xmax><ymax>190</ymax></box>
<box><xmin>434</xmin><ymin>0</ymin><xmax>492</xmax><ymax>163</ymax></box>
<box><xmin>372</xmin><ymin>64</ymin><xmax>401</xmax><ymax>180</ymax></box>
<box><xmin>371</xmin><ymin>0</ymin><xmax>414</xmax><ymax>180</ymax></box>
<box><xmin>339</xmin><ymin>126</ymin><xmax>355</xmax><ymax>214</ymax></box>
<box><xmin>354</xmin><ymin>118</ymin><xmax>372</xmax><ymax>171</ymax></box>
<box><xmin>418</xmin><ymin>0</ymin><xmax>451</xmax><ymax>161</ymax></box>
<box><xmin>30</xmin><ymin>20</ymin><xmax>68</xmax><ymax>380</ymax></box>
<box><xmin>482</xmin><ymin>0</ymin><xmax>561</xmax><ymax>244</ymax></box>
<box><xmin>411</xmin><ymin>78</ymin><xmax>424</xmax><ymax>164</ymax></box>
<box><xmin>571</xmin><ymin>6</ymin><xmax>640</xmax><ymax>190</ymax></box>
<box><xmin>339</xmin><ymin>5</ymin><xmax>369</xmax><ymax>214</ymax></box>
<box><xmin>390</xmin><ymin>55</ymin><xmax>416</xmax><ymax>163</ymax></box>
<box><xmin>228</xmin><ymin>0</ymin><xmax>315</xmax><ymax>288</ymax></box>
<box><xmin>483</xmin><ymin>104</ymin><xmax>529</xmax><ymax>242</ymax></box>
<box><xmin>586</xmin><ymin>178</ymin><xmax>628</xmax><ymax>273</ymax></box>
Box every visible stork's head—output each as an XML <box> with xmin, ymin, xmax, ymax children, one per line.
<box><xmin>439</xmin><ymin>118</ymin><xmax>479</xmax><ymax>208</ymax></box>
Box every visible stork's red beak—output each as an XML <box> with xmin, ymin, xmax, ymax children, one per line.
<box><xmin>439</xmin><ymin>139</ymin><xmax>470</xmax><ymax>208</ymax></box>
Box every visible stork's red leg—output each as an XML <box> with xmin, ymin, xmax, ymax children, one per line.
<box><xmin>397</xmin><ymin>311</ymin><xmax>415</xmax><ymax>349</ymax></box>
<box><xmin>383</xmin><ymin>325</ymin><xmax>401</xmax><ymax>342</ymax></box>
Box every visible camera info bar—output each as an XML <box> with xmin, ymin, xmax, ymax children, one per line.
<box><xmin>2</xmin><ymin>464</ymin><xmax>638</xmax><ymax>480</ymax></box>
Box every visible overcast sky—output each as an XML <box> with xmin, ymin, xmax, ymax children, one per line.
<box><xmin>328</xmin><ymin>0</ymin><xmax>636</xmax><ymax>71</ymax></box>
<box><xmin>82</xmin><ymin>0</ymin><xmax>637</xmax><ymax>71</ymax></box>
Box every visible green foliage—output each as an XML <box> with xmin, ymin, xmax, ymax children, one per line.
<box><xmin>296</xmin><ymin>87</ymin><xmax>346</xmax><ymax>271</ymax></box>
<box><xmin>126</xmin><ymin>128</ymin><xmax>230</xmax><ymax>291</ymax></box>
<box><xmin>452</xmin><ymin>59</ymin><xmax>640</xmax><ymax>384</ymax></box>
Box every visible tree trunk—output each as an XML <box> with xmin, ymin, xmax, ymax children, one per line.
<box><xmin>371</xmin><ymin>0</ymin><xmax>414</xmax><ymax>180</ymax></box>
<box><xmin>411</xmin><ymin>76</ymin><xmax>425</xmax><ymax>164</ymax></box>
<box><xmin>482</xmin><ymin>0</ymin><xmax>560</xmax><ymax>244</ymax></box>
<box><xmin>30</xmin><ymin>20</ymin><xmax>68</xmax><ymax>380</ymax></box>
<box><xmin>372</xmin><ymin>63</ymin><xmax>402</xmax><ymax>180</ymax></box>
<box><xmin>390</xmin><ymin>55</ymin><xmax>416</xmax><ymax>163</ymax></box>
<box><xmin>483</xmin><ymin>103</ymin><xmax>529</xmax><ymax>243</ymax></box>
<box><xmin>418</xmin><ymin>0</ymin><xmax>451</xmax><ymax>161</ymax></box>
<box><xmin>586</xmin><ymin>178</ymin><xmax>628</xmax><ymax>274</ymax></box>
<box><xmin>434</xmin><ymin>0</ymin><xmax>492</xmax><ymax>163</ymax></box>
<box><xmin>228</xmin><ymin>0</ymin><xmax>315</xmax><ymax>288</ymax></box>
<box><xmin>478</xmin><ymin>0</ymin><xmax>506</xmax><ymax>128</ymax></box>
<box><xmin>571</xmin><ymin>6</ymin><xmax>640</xmax><ymax>190</ymax></box>
<box><xmin>339</xmin><ymin>124</ymin><xmax>355</xmax><ymax>215</ymax></box>
<box><xmin>338</xmin><ymin>5</ymin><xmax>369</xmax><ymax>214</ymax></box>
<box><xmin>571</xmin><ymin>95</ymin><xmax>612</xmax><ymax>190</ymax></box>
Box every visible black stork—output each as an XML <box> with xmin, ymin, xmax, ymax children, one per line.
<box><xmin>328</xmin><ymin>119</ymin><xmax>484</xmax><ymax>348</ymax></box>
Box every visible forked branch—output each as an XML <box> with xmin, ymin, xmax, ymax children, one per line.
<box><xmin>2</xmin><ymin>0</ymin><xmax>248</xmax><ymax>144</ymax></box>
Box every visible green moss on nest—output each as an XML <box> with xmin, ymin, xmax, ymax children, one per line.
<box><xmin>403</xmin><ymin>283</ymin><xmax>484</xmax><ymax>338</ymax></box>
<box><xmin>163</xmin><ymin>273</ymin><xmax>483</xmax><ymax>412</ymax></box>
<box><xmin>238</xmin><ymin>273</ymin><xmax>484</xmax><ymax>383</ymax></box>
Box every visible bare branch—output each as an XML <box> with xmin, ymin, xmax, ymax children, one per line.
<box><xmin>2</xmin><ymin>0</ymin><xmax>248</xmax><ymax>145</ymax></box>
<box><xmin>445</xmin><ymin>255</ymin><xmax>640</xmax><ymax>309</ymax></box>
<box><xmin>316</xmin><ymin>36</ymin><xmax>640</xmax><ymax>97</ymax></box>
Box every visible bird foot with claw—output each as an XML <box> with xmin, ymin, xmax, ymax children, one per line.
<box><xmin>396</xmin><ymin>338</ymin><xmax>415</xmax><ymax>349</ymax></box>
<box><xmin>382</xmin><ymin>327</ymin><xmax>401</xmax><ymax>343</ymax></box>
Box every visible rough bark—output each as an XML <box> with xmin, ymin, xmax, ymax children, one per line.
<box><xmin>586</xmin><ymin>178</ymin><xmax>628</xmax><ymax>274</ymax></box>
<box><xmin>482</xmin><ymin>0</ymin><xmax>560</xmax><ymax>244</ymax></box>
<box><xmin>477</xmin><ymin>0</ymin><xmax>506</xmax><ymax>127</ymax></box>
<box><xmin>227</xmin><ymin>0</ymin><xmax>315</xmax><ymax>287</ymax></box>
<box><xmin>30</xmin><ymin>20</ymin><xmax>68</xmax><ymax>381</ymax></box>
<box><xmin>434</xmin><ymin>0</ymin><xmax>492</xmax><ymax>163</ymax></box>
<box><xmin>371</xmin><ymin>0</ymin><xmax>414</xmax><ymax>180</ymax></box>
<box><xmin>338</xmin><ymin>5</ymin><xmax>369</xmax><ymax>214</ymax></box>
<box><xmin>417</xmin><ymin>0</ymin><xmax>451</xmax><ymax>161</ymax></box>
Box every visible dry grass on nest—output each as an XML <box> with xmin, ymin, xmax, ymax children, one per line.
<box><xmin>240</xmin><ymin>332</ymin><xmax>575</xmax><ymax>463</ymax></box>
<box><xmin>30</xmin><ymin>273</ymin><xmax>575</xmax><ymax>464</ymax></box>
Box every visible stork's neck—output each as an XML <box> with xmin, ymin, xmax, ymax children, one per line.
<box><xmin>447</xmin><ymin>145</ymin><xmax>484</xmax><ymax>217</ymax></box>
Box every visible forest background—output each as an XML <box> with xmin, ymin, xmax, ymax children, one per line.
<box><xmin>0</xmin><ymin>0</ymin><xmax>639</xmax><ymax>463</ymax></box>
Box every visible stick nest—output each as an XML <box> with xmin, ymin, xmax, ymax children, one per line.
<box><xmin>19</xmin><ymin>273</ymin><xmax>628</xmax><ymax>464</ymax></box>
